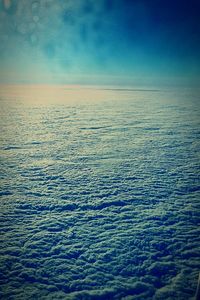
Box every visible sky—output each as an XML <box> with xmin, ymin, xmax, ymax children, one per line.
<box><xmin>0</xmin><ymin>0</ymin><xmax>200</xmax><ymax>86</ymax></box>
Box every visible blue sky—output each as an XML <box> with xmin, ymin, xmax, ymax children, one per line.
<box><xmin>0</xmin><ymin>0</ymin><xmax>200</xmax><ymax>86</ymax></box>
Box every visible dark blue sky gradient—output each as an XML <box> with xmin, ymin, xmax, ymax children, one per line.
<box><xmin>0</xmin><ymin>0</ymin><xmax>199</xmax><ymax>85</ymax></box>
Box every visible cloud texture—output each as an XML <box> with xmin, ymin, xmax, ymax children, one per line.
<box><xmin>0</xmin><ymin>87</ymin><xmax>200</xmax><ymax>299</ymax></box>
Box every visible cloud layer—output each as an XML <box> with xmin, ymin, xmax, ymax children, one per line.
<box><xmin>0</xmin><ymin>87</ymin><xmax>200</xmax><ymax>299</ymax></box>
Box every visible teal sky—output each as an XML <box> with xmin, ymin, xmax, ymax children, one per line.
<box><xmin>0</xmin><ymin>0</ymin><xmax>200</xmax><ymax>86</ymax></box>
